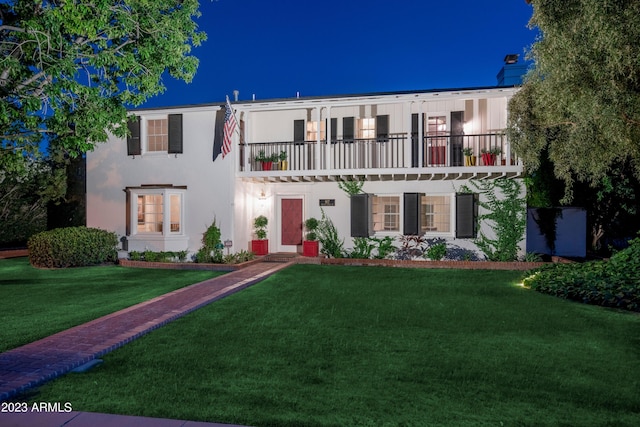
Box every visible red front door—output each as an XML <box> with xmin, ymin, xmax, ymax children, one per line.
<box><xmin>280</xmin><ymin>198</ymin><xmax>302</xmax><ymax>252</ymax></box>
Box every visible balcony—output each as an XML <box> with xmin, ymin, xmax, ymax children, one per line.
<box><xmin>238</xmin><ymin>132</ymin><xmax>522</xmax><ymax>182</ymax></box>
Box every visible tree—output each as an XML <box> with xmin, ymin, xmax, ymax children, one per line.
<box><xmin>0</xmin><ymin>156</ymin><xmax>66</xmax><ymax>246</ymax></box>
<box><xmin>508</xmin><ymin>0</ymin><xmax>640</xmax><ymax>203</ymax></box>
<box><xmin>0</xmin><ymin>0</ymin><xmax>206</xmax><ymax>169</ymax></box>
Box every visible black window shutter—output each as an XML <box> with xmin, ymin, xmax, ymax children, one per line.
<box><xmin>343</xmin><ymin>117</ymin><xmax>354</xmax><ymax>141</ymax></box>
<box><xmin>351</xmin><ymin>193</ymin><xmax>371</xmax><ymax>237</ymax></box>
<box><xmin>411</xmin><ymin>113</ymin><xmax>419</xmax><ymax>167</ymax></box>
<box><xmin>456</xmin><ymin>193</ymin><xmax>478</xmax><ymax>238</ymax></box>
<box><xmin>125</xmin><ymin>190</ymin><xmax>131</xmax><ymax>236</ymax></box>
<box><xmin>376</xmin><ymin>115</ymin><xmax>389</xmax><ymax>142</ymax></box>
<box><xmin>168</xmin><ymin>114</ymin><xmax>183</xmax><ymax>154</ymax></box>
<box><xmin>294</xmin><ymin>119</ymin><xmax>305</xmax><ymax>143</ymax></box>
<box><xmin>331</xmin><ymin>118</ymin><xmax>337</xmax><ymax>143</ymax></box>
<box><xmin>404</xmin><ymin>193</ymin><xmax>422</xmax><ymax>235</ymax></box>
<box><xmin>126</xmin><ymin>117</ymin><xmax>141</xmax><ymax>156</ymax></box>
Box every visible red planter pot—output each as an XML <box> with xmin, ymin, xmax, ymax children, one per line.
<box><xmin>482</xmin><ymin>153</ymin><xmax>496</xmax><ymax>166</ymax></box>
<box><xmin>251</xmin><ymin>239</ymin><xmax>269</xmax><ymax>256</ymax></box>
<box><xmin>302</xmin><ymin>240</ymin><xmax>319</xmax><ymax>257</ymax></box>
<box><xmin>261</xmin><ymin>161</ymin><xmax>273</xmax><ymax>171</ymax></box>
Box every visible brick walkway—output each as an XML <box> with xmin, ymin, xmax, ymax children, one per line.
<box><xmin>0</xmin><ymin>260</ymin><xmax>292</xmax><ymax>402</ymax></box>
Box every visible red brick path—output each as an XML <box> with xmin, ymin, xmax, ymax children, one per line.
<box><xmin>0</xmin><ymin>261</ymin><xmax>292</xmax><ymax>401</ymax></box>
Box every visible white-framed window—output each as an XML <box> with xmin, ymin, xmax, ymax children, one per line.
<box><xmin>128</xmin><ymin>186</ymin><xmax>185</xmax><ymax>236</ymax></box>
<box><xmin>145</xmin><ymin>117</ymin><xmax>169</xmax><ymax>152</ymax></box>
<box><xmin>306</xmin><ymin>121</ymin><xmax>326</xmax><ymax>141</ymax></box>
<box><xmin>372</xmin><ymin>195</ymin><xmax>400</xmax><ymax>232</ymax></box>
<box><xmin>421</xmin><ymin>195</ymin><xmax>451</xmax><ymax>233</ymax></box>
<box><xmin>358</xmin><ymin>118</ymin><xmax>376</xmax><ymax>139</ymax></box>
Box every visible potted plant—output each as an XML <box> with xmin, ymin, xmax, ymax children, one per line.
<box><xmin>279</xmin><ymin>150</ymin><xmax>288</xmax><ymax>170</ymax></box>
<box><xmin>251</xmin><ymin>215</ymin><xmax>269</xmax><ymax>255</ymax></box>
<box><xmin>491</xmin><ymin>147</ymin><xmax>503</xmax><ymax>165</ymax></box>
<box><xmin>463</xmin><ymin>147</ymin><xmax>475</xmax><ymax>166</ymax></box>
<box><xmin>302</xmin><ymin>217</ymin><xmax>319</xmax><ymax>257</ymax></box>
<box><xmin>254</xmin><ymin>150</ymin><xmax>274</xmax><ymax>171</ymax></box>
<box><xmin>481</xmin><ymin>148</ymin><xmax>499</xmax><ymax>166</ymax></box>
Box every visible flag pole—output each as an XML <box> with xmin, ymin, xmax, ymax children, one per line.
<box><xmin>226</xmin><ymin>95</ymin><xmax>241</xmax><ymax>136</ymax></box>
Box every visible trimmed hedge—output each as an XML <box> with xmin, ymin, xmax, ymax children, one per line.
<box><xmin>28</xmin><ymin>227</ymin><xmax>118</xmax><ymax>268</ymax></box>
<box><xmin>523</xmin><ymin>237</ymin><xmax>640</xmax><ymax>311</ymax></box>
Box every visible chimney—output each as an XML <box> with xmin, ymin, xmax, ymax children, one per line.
<box><xmin>233</xmin><ymin>90</ymin><xmax>239</xmax><ymax>102</ymax></box>
<box><xmin>497</xmin><ymin>54</ymin><xmax>527</xmax><ymax>86</ymax></box>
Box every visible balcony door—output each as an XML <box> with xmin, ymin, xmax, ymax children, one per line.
<box><xmin>277</xmin><ymin>196</ymin><xmax>303</xmax><ymax>253</ymax></box>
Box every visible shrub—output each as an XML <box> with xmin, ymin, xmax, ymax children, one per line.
<box><xmin>195</xmin><ymin>220</ymin><xmax>223</xmax><ymax>263</ymax></box>
<box><xmin>523</xmin><ymin>237</ymin><xmax>640</xmax><ymax>311</ymax></box>
<box><xmin>349</xmin><ymin>237</ymin><xmax>375</xmax><ymax>259</ymax></box>
<box><xmin>425</xmin><ymin>239</ymin><xmax>447</xmax><ymax>261</ymax></box>
<box><xmin>372</xmin><ymin>236</ymin><xmax>396</xmax><ymax>259</ymax></box>
<box><xmin>28</xmin><ymin>226</ymin><xmax>118</xmax><ymax>268</ymax></box>
<box><xmin>317</xmin><ymin>209</ymin><xmax>345</xmax><ymax>258</ymax></box>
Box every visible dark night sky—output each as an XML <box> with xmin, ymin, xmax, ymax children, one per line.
<box><xmin>141</xmin><ymin>0</ymin><xmax>537</xmax><ymax>108</ymax></box>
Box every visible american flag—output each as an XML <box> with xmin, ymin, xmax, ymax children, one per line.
<box><xmin>222</xmin><ymin>96</ymin><xmax>237</xmax><ymax>158</ymax></box>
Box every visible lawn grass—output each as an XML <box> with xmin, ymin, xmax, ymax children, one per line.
<box><xmin>0</xmin><ymin>257</ymin><xmax>222</xmax><ymax>353</ymax></box>
<box><xmin>26</xmin><ymin>265</ymin><xmax>640</xmax><ymax>426</ymax></box>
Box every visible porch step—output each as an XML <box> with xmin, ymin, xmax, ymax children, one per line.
<box><xmin>264</xmin><ymin>253</ymin><xmax>299</xmax><ymax>263</ymax></box>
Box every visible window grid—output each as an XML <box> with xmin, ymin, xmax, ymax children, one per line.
<box><xmin>306</xmin><ymin>121</ymin><xmax>326</xmax><ymax>141</ymax></box>
<box><xmin>421</xmin><ymin>195</ymin><xmax>451</xmax><ymax>233</ymax></box>
<box><xmin>372</xmin><ymin>195</ymin><xmax>400</xmax><ymax>232</ymax></box>
<box><xmin>137</xmin><ymin>194</ymin><xmax>163</xmax><ymax>233</ymax></box>
<box><xmin>147</xmin><ymin>118</ymin><xmax>168</xmax><ymax>152</ymax></box>
<box><xmin>358</xmin><ymin>118</ymin><xmax>376</xmax><ymax>139</ymax></box>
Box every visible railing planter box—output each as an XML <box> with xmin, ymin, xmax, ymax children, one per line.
<box><xmin>464</xmin><ymin>155</ymin><xmax>476</xmax><ymax>166</ymax></box>
<box><xmin>302</xmin><ymin>240</ymin><xmax>319</xmax><ymax>257</ymax></box>
<box><xmin>251</xmin><ymin>239</ymin><xmax>269</xmax><ymax>256</ymax></box>
<box><xmin>260</xmin><ymin>161</ymin><xmax>274</xmax><ymax>171</ymax></box>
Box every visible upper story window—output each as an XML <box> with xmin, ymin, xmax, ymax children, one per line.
<box><xmin>146</xmin><ymin>118</ymin><xmax>168</xmax><ymax>152</ymax></box>
<box><xmin>306</xmin><ymin>121</ymin><xmax>326</xmax><ymax>141</ymax></box>
<box><xmin>358</xmin><ymin>118</ymin><xmax>376</xmax><ymax>139</ymax></box>
<box><xmin>127</xmin><ymin>114</ymin><xmax>183</xmax><ymax>156</ymax></box>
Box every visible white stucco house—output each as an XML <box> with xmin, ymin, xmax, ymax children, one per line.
<box><xmin>86</xmin><ymin>63</ymin><xmax>526</xmax><ymax>259</ymax></box>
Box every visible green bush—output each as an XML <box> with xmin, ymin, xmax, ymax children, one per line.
<box><xmin>426</xmin><ymin>242</ymin><xmax>447</xmax><ymax>261</ymax></box>
<box><xmin>194</xmin><ymin>220</ymin><xmax>223</xmax><ymax>263</ymax></box>
<box><xmin>523</xmin><ymin>237</ymin><xmax>640</xmax><ymax>311</ymax></box>
<box><xmin>317</xmin><ymin>209</ymin><xmax>345</xmax><ymax>258</ymax></box>
<box><xmin>28</xmin><ymin>227</ymin><xmax>118</xmax><ymax>268</ymax></box>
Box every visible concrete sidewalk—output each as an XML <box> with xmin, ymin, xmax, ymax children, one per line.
<box><xmin>0</xmin><ymin>410</ymin><xmax>251</xmax><ymax>427</ymax></box>
<box><xmin>0</xmin><ymin>259</ymin><xmax>293</xmax><ymax>426</ymax></box>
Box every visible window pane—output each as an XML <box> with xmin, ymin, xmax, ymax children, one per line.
<box><xmin>358</xmin><ymin>118</ymin><xmax>375</xmax><ymax>139</ymax></box>
<box><xmin>306</xmin><ymin>121</ymin><xmax>326</xmax><ymax>141</ymax></box>
<box><xmin>421</xmin><ymin>195</ymin><xmax>451</xmax><ymax>232</ymax></box>
<box><xmin>170</xmin><ymin>194</ymin><xmax>181</xmax><ymax>232</ymax></box>
<box><xmin>137</xmin><ymin>194</ymin><xmax>163</xmax><ymax>233</ymax></box>
<box><xmin>372</xmin><ymin>195</ymin><xmax>400</xmax><ymax>232</ymax></box>
<box><xmin>147</xmin><ymin>118</ymin><xmax>168</xmax><ymax>152</ymax></box>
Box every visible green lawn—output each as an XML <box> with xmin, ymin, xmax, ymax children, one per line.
<box><xmin>26</xmin><ymin>265</ymin><xmax>640</xmax><ymax>426</ymax></box>
<box><xmin>0</xmin><ymin>258</ymin><xmax>222</xmax><ymax>353</ymax></box>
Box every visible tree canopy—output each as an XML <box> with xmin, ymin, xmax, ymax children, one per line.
<box><xmin>0</xmin><ymin>0</ymin><xmax>205</xmax><ymax>172</ymax></box>
<box><xmin>508</xmin><ymin>0</ymin><xmax>640</xmax><ymax>202</ymax></box>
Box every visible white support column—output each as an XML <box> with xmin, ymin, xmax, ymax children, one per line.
<box><xmin>325</xmin><ymin>106</ymin><xmax>332</xmax><ymax>171</ymax></box>
<box><xmin>315</xmin><ymin>107</ymin><xmax>322</xmax><ymax>171</ymax></box>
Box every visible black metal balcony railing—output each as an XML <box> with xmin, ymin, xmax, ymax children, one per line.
<box><xmin>242</xmin><ymin>132</ymin><xmax>512</xmax><ymax>172</ymax></box>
